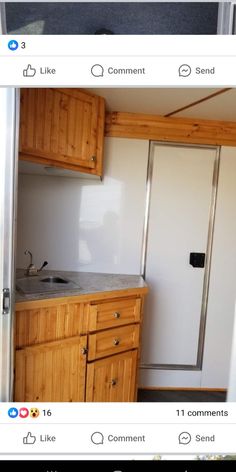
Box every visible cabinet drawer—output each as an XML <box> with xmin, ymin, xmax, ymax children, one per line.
<box><xmin>89</xmin><ymin>297</ymin><xmax>141</xmax><ymax>331</ymax></box>
<box><xmin>88</xmin><ymin>324</ymin><xmax>140</xmax><ymax>361</ymax></box>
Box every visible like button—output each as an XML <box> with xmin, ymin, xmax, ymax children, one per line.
<box><xmin>23</xmin><ymin>432</ymin><xmax>36</xmax><ymax>445</ymax></box>
<box><xmin>23</xmin><ymin>65</ymin><xmax>36</xmax><ymax>77</ymax></box>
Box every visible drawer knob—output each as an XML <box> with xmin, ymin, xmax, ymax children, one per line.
<box><xmin>113</xmin><ymin>338</ymin><xmax>120</xmax><ymax>346</ymax></box>
<box><xmin>113</xmin><ymin>312</ymin><xmax>121</xmax><ymax>319</ymax></box>
<box><xmin>110</xmin><ymin>379</ymin><xmax>117</xmax><ymax>386</ymax></box>
<box><xmin>81</xmin><ymin>347</ymin><xmax>88</xmax><ymax>355</ymax></box>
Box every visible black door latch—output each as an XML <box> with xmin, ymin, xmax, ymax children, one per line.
<box><xmin>2</xmin><ymin>288</ymin><xmax>10</xmax><ymax>314</ymax></box>
<box><xmin>189</xmin><ymin>252</ymin><xmax>205</xmax><ymax>268</ymax></box>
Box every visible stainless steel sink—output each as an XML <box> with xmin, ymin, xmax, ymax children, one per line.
<box><xmin>40</xmin><ymin>276</ymin><xmax>69</xmax><ymax>284</ymax></box>
<box><xmin>16</xmin><ymin>274</ymin><xmax>80</xmax><ymax>294</ymax></box>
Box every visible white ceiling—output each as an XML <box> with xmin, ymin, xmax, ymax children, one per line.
<box><xmin>174</xmin><ymin>89</ymin><xmax>236</xmax><ymax>121</ymax></box>
<box><xmin>88</xmin><ymin>88</ymin><xmax>236</xmax><ymax>121</ymax></box>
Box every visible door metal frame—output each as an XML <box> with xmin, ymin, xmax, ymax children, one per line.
<box><xmin>0</xmin><ymin>2</ymin><xmax>7</xmax><ymax>34</ymax></box>
<box><xmin>217</xmin><ymin>1</ymin><xmax>236</xmax><ymax>34</ymax></box>
<box><xmin>0</xmin><ymin>88</ymin><xmax>19</xmax><ymax>401</ymax></box>
<box><xmin>140</xmin><ymin>141</ymin><xmax>221</xmax><ymax>371</ymax></box>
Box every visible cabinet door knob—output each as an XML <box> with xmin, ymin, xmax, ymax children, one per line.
<box><xmin>110</xmin><ymin>379</ymin><xmax>117</xmax><ymax>386</ymax></box>
<box><xmin>90</xmin><ymin>156</ymin><xmax>96</xmax><ymax>162</ymax></box>
<box><xmin>113</xmin><ymin>312</ymin><xmax>121</xmax><ymax>319</ymax></box>
<box><xmin>113</xmin><ymin>338</ymin><xmax>120</xmax><ymax>346</ymax></box>
<box><xmin>81</xmin><ymin>347</ymin><xmax>88</xmax><ymax>355</ymax></box>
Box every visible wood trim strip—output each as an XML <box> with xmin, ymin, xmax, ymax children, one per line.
<box><xmin>15</xmin><ymin>287</ymin><xmax>149</xmax><ymax>311</ymax></box>
<box><xmin>96</xmin><ymin>97</ymin><xmax>105</xmax><ymax>176</ymax></box>
<box><xmin>138</xmin><ymin>386</ymin><xmax>227</xmax><ymax>392</ymax></box>
<box><xmin>165</xmin><ymin>88</ymin><xmax>232</xmax><ymax>117</ymax></box>
<box><xmin>105</xmin><ymin>111</ymin><xmax>236</xmax><ymax>146</ymax></box>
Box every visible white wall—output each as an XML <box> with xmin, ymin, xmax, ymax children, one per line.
<box><xmin>16</xmin><ymin>137</ymin><xmax>149</xmax><ymax>275</ymax></box>
<box><xmin>16</xmin><ymin>139</ymin><xmax>236</xmax><ymax>389</ymax></box>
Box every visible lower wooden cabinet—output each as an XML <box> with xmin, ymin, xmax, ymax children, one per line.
<box><xmin>86</xmin><ymin>351</ymin><xmax>138</xmax><ymax>402</ymax></box>
<box><xmin>14</xmin><ymin>291</ymin><xmax>146</xmax><ymax>402</ymax></box>
<box><xmin>14</xmin><ymin>335</ymin><xmax>87</xmax><ymax>402</ymax></box>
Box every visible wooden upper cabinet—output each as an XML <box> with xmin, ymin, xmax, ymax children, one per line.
<box><xmin>19</xmin><ymin>88</ymin><xmax>105</xmax><ymax>176</ymax></box>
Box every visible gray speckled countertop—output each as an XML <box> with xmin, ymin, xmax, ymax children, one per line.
<box><xmin>15</xmin><ymin>269</ymin><xmax>148</xmax><ymax>303</ymax></box>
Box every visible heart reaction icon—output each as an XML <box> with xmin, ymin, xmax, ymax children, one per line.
<box><xmin>19</xmin><ymin>407</ymin><xmax>29</xmax><ymax>418</ymax></box>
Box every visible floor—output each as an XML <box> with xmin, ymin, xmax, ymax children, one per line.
<box><xmin>5</xmin><ymin>2</ymin><xmax>219</xmax><ymax>35</ymax></box>
<box><xmin>138</xmin><ymin>389</ymin><xmax>227</xmax><ymax>402</ymax></box>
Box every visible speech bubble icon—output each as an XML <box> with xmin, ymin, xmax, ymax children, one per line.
<box><xmin>91</xmin><ymin>64</ymin><xmax>104</xmax><ymax>77</ymax></box>
<box><xmin>91</xmin><ymin>431</ymin><xmax>104</xmax><ymax>445</ymax></box>
<box><xmin>178</xmin><ymin>64</ymin><xmax>191</xmax><ymax>77</ymax></box>
<box><xmin>178</xmin><ymin>432</ymin><xmax>191</xmax><ymax>445</ymax></box>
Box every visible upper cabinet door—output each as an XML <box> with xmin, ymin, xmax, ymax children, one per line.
<box><xmin>19</xmin><ymin>88</ymin><xmax>105</xmax><ymax>176</ymax></box>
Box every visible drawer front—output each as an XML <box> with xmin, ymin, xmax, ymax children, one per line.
<box><xmin>88</xmin><ymin>324</ymin><xmax>140</xmax><ymax>361</ymax></box>
<box><xmin>15</xmin><ymin>301</ymin><xmax>85</xmax><ymax>348</ymax></box>
<box><xmin>89</xmin><ymin>297</ymin><xmax>141</xmax><ymax>331</ymax></box>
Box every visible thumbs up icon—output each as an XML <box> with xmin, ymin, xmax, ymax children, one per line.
<box><xmin>23</xmin><ymin>65</ymin><xmax>36</xmax><ymax>77</ymax></box>
<box><xmin>23</xmin><ymin>432</ymin><xmax>36</xmax><ymax>444</ymax></box>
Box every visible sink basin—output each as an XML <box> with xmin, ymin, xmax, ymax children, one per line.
<box><xmin>40</xmin><ymin>276</ymin><xmax>69</xmax><ymax>284</ymax></box>
<box><xmin>16</xmin><ymin>274</ymin><xmax>80</xmax><ymax>295</ymax></box>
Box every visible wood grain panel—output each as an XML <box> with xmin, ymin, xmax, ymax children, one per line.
<box><xmin>19</xmin><ymin>88</ymin><xmax>105</xmax><ymax>176</ymax></box>
<box><xmin>105</xmin><ymin>111</ymin><xmax>236</xmax><ymax>146</ymax></box>
<box><xmin>14</xmin><ymin>335</ymin><xmax>87</xmax><ymax>402</ymax></box>
<box><xmin>88</xmin><ymin>324</ymin><xmax>140</xmax><ymax>361</ymax></box>
<box><xmin>96</xmin><ymin>97</ymin><xmax>106</xmax><ymax>176</ymax></box>
<box><xmin>15</xmin><ymin>301</ymin><xmax>86</xmax><ymax>348</ymax></box>
<box><xmin>14</xmin><ymin>290</ymin><xmax>147</xmax><ymax>402</ymax></box>
<box><xmin>89</xmin><ymin>297</ymin><xmax>141</xmax><ymax>331</ymax></box>
<box><xmin>86</xmin><ymin>350</ymin><xmax>137</xmax><ymax>402</ymax></box>
<box><xmin>15</xmin><ymin>288</ymin><xmax>148</xmax><ymax>310</ymax></box>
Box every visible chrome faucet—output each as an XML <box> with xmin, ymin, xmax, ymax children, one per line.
<box><xmin>24</xmin><ymin>250</ymin><xmax>48</xmax><ymax>276</ymax></box>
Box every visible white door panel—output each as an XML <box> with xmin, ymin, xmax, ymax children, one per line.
<box><xmin>141</xmin><ymin>144</ymin><xmax>216</xmax><ymax>371</ymax></box>
<box><xmin>202</xmin><ymin>146</ymin><xmax>236</xmax><ymax>388</ymax></box>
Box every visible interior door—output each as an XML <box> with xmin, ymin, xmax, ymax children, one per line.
<box><xmin>141</xmin><ymin>143</ymin><xmax>217</xmax><ymax>387</ymax></box>
<box><xmin>0</xmin><ymin>88</ymin><xmax>19</xmax><ymax>401</ymax></box>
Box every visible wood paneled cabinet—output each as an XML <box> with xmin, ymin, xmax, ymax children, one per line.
<box><xmin>19</xmin><ymin>88</ymin><xmax>105</xmax><ymax>176</ymax></box>
<box><xmin>14</xmin><ymin>292</ymin><xmax>145</xmax><ymax>402</ymax></box>
<box><xmin>86</xmin><ymin>351</ymin><xmax>138</xmax><ymax>402</ymax></box>
<box><xmin>15</xmin><ymin>336</ymin><xmax>87</xmax><ymax>402</ymax></box>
